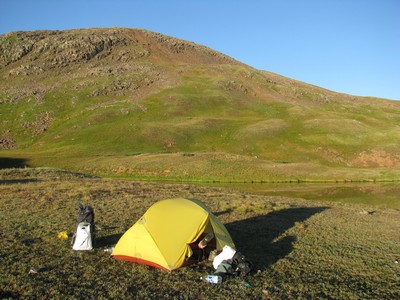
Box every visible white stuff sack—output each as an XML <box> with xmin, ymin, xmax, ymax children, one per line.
<box><xmin>72</xmin><ymin>222</ymin><xmax>93</xmax><ymax>250</ymax></box>
<box><xmin>213</xmin><ymin>245</ymin><xmax>236</xmax><ymax>269</ymax></box>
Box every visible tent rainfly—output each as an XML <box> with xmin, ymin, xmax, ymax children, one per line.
<box><xmin>112</xmin><ymin>198</ymin><xmax>235</xmax><ymax>271</ymax></box>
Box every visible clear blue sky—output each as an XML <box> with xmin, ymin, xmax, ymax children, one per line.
<box><xmin>1</xmin><ymin>0</ymin><xmax>399</xmax><ymax>100</ymax></box>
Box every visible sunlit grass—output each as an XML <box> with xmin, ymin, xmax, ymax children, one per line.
<box><xmin>1</xmin><ymin>168</ymin><xmax>399</xmax><ymax>299</ymax></box>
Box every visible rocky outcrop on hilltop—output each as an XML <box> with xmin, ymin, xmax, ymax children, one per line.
<box><xmin>0</xmin><ymin>28</ymin><xmax>238</xmax><ymax>69</ymax></box>
<box><xmin>0</xmin><ymin>28</ymin><xmax>241</xmax><ymax>104</ymax></box>
<box><xmin>0</xmin><ymin>29</ymin><xmax>124</xmax><ymax>67</ymax></box>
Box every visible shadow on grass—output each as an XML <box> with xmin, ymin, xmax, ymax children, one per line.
<box><xmin>226</xmin><ymin>206</ymin><xmax>328</xmax><ymax>270</ymax></box>
<box><xmin>0</xmin><ymin>157</ymin><xmax>29</xmax><ymax>169</ymax></box>
<box><xmin>95</xmin><ymin>233</ymin><xmax>122</xmax><ymax>248</ymax></box>
<box><xmin>0</xmin><ymin>178</ymin><xmax>40</xmax><ymax>185</ymax></box>
<box><xmin>214</xmin><ymin>209</ymin><xmax>233</xmax><ymax>216</ymax></box>
<box><xmin>0</xmin><ymin>292</ymin><xmax>20</xmax><ymax>299</ymax></box>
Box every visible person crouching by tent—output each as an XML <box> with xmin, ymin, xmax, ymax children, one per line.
<box><xmin>188</xmin><ymin>232</ymin><xmax>216</xmax><ymax>263</ymax></box>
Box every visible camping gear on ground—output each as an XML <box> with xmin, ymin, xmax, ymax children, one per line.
<box><xmin>112</xmin><ymin>198</ymin><xmax>235</xmax><ymax>271</ymax></box>
<box><xmin>213</xmin><ymin>245</ymin><xmax>252</xmax><ymax>278</ymax></box>
<box><xmin>213</xmin><ymin>245</ymin><xmax>236</xmax><ymax>269</ymax></box>
<box><xmin>57</xmin><ymin>231</ymin><xmax>68</xmax><ymax>239</ymax></box>
<box><xmin>104</xmin><ymin>247</ymin><xmax>114</xmax><ymax>253</ymax></box>
<box><xmin>76</xmin><ymin>204</ymin><xmax>95</xmax><ymax>227</ymax></box>
<box><xmin>72</xmin><ymin>204</ymin><xmax>95</xmax><ymax>251</ymax></box>
<box><xmin>200</xmin><ymin>275</ymin><xmax>222</xmax><ymax>284</ymax></box>
<box><xmin>72</xmin><ymin>222</ymin><xmax>93</xmax><ymax>250</ymax></box>
<box><xmin>214</xmin><ymin>261</ymin><xmax>234</xmax><ymax>276</ymax></box>
<box><xmin>228</xmin><ymin>251</ymin><xmax>253</xmax><ymax>277</ymax></box>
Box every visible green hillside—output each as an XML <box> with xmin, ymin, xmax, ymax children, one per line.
<box><xmin>1</xmin><ymin>28</ymin><xmax>400</xmax><ymax>181</ymax></box>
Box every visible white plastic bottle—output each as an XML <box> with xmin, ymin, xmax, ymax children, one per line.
<box><xmin>200</xmin><ymin>275</ymin><xmax>222</xmax><ymax>284</ymax></box>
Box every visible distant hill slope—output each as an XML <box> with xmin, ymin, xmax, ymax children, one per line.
<box><xmin>1</xmin><ymin>28</ymin><xmax>399</xmax><ymax>181</ymax></box>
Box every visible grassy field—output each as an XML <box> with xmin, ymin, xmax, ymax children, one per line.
<box><xmin>3</xmin><ymin>150</ymin><xmax>400</xmax><ymax>184</ymax></box>
<box><xmin>1</xmin><ymin>168</ymin><xmax>399</xmax><ymax>299</ymax></box>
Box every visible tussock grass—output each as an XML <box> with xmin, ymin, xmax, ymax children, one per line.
<box><xmin>1</xmin><ymin>168</ymin><xmax>399</xmax><ymax>299</ymax></box>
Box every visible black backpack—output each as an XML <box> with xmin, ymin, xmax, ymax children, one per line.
<box><xmin>225</xmin><ymin>252</ymin><xmax>253</xmax><ymax>277</ymax></box>
<box><xmin>77</xmin><ymin>204</ymin><xmax>95</xmax><ymax>227</ymax></box>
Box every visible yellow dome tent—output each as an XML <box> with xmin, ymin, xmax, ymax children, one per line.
<box><xmin>112</xmin><ymin>198</ymin><xmax>235</xmax><ymax>271</ymax></box>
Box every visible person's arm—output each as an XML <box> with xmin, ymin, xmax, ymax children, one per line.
<box><xmin>198</xmin><ymin>232</ymin><xmax>214</xmax><ymax>249</ymax></box>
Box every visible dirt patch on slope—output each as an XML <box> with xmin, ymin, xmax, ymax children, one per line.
<box><xmin>350</xmin><ymin>150</ymin><xmax>400</xmax><ymax>168</ymax></box>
